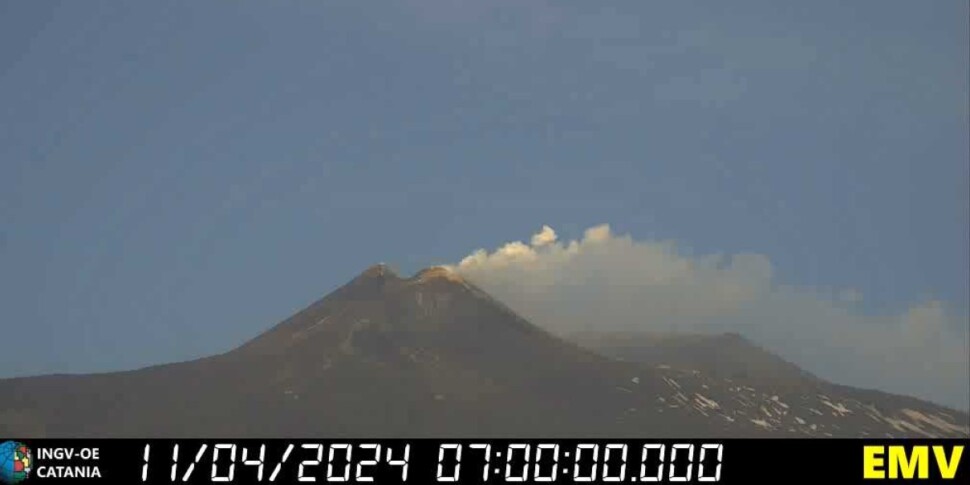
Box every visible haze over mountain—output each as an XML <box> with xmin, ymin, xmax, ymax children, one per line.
<box><xmin>568</xmin><ymin>331</ymin><xmax>821</xmax><ymax>390</ymax></box>
<box><xmin>451</xmin><ymin>224</ymin><xmax>970</xmax><ymax>410</ymax></box>
<box><xmin>1</xmin><ymin>264</ymin><xmax>966</xmax><ymax>438</ymax></box>
<box><xmin>2</xmin><ymin>2</ymin><xmax>966</xmax><ymax>428</ymax></box>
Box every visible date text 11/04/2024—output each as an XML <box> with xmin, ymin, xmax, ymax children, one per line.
<box><xmin>141</xmin><ymin>442</ymin><xmax>724</xmax><ymax>483</ymax></box>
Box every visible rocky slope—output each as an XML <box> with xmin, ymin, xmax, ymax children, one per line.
<box><xmin>0</xmin><ymin>264</ymin><xmax>966</xmax><ymax>438</ymax></box>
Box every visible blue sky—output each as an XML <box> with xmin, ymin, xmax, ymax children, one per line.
<box><xmin>1</xmin><ymin>1</ymin><xmax>967</xmax><ymax>399</ymax></box>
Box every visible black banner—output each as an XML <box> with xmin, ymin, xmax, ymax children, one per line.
<box><xmin>0</xmin><ymin>439</ymin><xmax>966</xmax><ymax>485</ymax></box>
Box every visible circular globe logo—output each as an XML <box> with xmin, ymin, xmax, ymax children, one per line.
<box><xmin>0</xmin><ymin>441</ymin><xmax>32</xmax><ymax>484</ymax></box>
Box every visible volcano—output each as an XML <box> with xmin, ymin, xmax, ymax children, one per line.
<box><xmin>0</xmin><ymin>264</ymin><xmax>966</xmax><ymax>438</ymax></box>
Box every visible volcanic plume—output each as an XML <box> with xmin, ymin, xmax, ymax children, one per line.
<box><xmin>0</xmin><ymin>264</ymin><xmax>966</xmax><ymax>438</ymax></box>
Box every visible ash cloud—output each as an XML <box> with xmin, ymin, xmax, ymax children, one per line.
<box><xmin>451</xmin><ymin>224</ymin><xmax>970</xmax><ymax>410</ymax></box>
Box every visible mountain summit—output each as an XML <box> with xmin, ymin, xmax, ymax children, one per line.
<box><xmin>0</xmin><ymin>264</ymin><xmax>966</xmax><ymax>438</ymax></box>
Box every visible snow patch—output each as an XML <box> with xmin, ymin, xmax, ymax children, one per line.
<box><xmin>750</xmin><ymin>419</ymin><xmax>772</xmax><ymax>429</ymax></box>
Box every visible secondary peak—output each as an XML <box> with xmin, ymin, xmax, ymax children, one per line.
<box><xmin>359</xmin><ymin>262</ymin><xmax>399</xmax><ymax>279</ymax></box>
<box><xmin>412</xmin><ymin>265</ymin><xmax>466</xmax><ymax>284</ymax></box>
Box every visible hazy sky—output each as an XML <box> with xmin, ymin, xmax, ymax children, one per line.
<box><xmin>1</xmin><ymin>2</ymin><xmax>967</xmax><ymax>406</ymax></box>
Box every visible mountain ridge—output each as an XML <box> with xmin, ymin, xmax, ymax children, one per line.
<box><xmin>0</xmin><ymin>264</ymin><xmax>966</xmax><ymax>438</ymax></box>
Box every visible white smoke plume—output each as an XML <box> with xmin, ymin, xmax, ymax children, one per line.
<box><xmin>452</xmin><ymin>224</ymin><xmax>970</xmax><ymax>410</ymax></box>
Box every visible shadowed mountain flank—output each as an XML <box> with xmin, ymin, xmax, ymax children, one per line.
<box><xmin>1</xmin><ymin>265</ymin><xmax>966</xmax><ymax>438</ymax></box>
<box><xmin>570</xmin><ymin>330</ymin><xmax>968</xmax><ymax>438</ymax></box>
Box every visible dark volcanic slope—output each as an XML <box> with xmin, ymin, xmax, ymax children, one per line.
<box><xmin>571</xmin><ymin>331</ymin><xmax>969</xmax><ymax>438</ymax></box>
<box><xmin>569</xmin><ymin>331</ymin><xmax>821</xmax><ymax>389</ymax></box>
<box><xmin>1</xmin><ymin>265</ymin><xmax>967</xmax><ymax>438</ymax></box>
